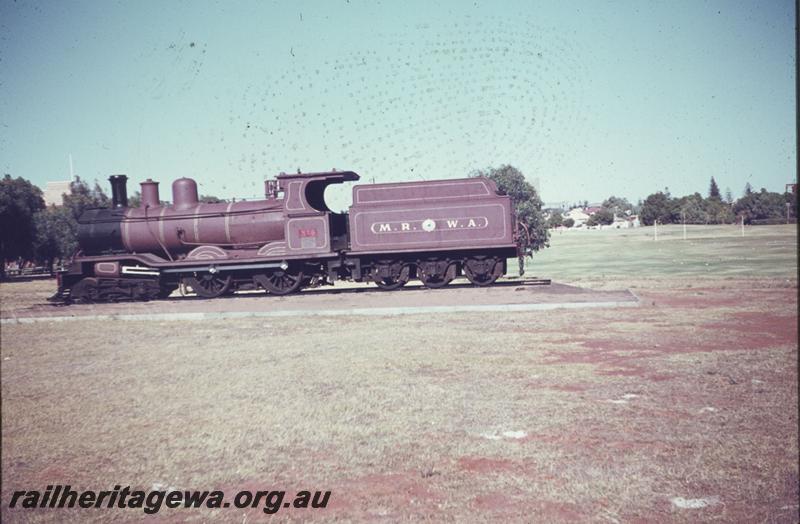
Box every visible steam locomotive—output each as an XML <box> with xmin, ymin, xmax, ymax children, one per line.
<box><xmin>54</xmin><ymin>170</ymin><xmax>530</xmax><ymax>302</ymax></box>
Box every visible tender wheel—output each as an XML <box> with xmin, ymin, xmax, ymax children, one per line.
<box><xmin>463</xmin><ymin>256</ymin><xmax>503</xmax><ymax>286</ymax></box>
<box><xmin>418</xmin><ymin>259</ymin><xmax>455</xmax><ymax>289</ymax></box>
<box><xmin>185</xmin><ymin>273</ymin><xmax>233</xmax><ymax>298</ymax></box>
<box><xmin>253</xmin><ymin>268</ymin><xmax>304</xmax><ymax>296</ymax></box>
<box><xmin>372</xmin><ymin>261</ymin><xmax>410</xmax><ymax>290</ymax></box>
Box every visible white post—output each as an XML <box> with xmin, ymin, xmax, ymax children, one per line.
<box><xmin>741</xmin><ymin>215</ymin><xmax>744</xmax><ymax>237</ymax></box>
<box><xmin>654</xmin><ymin>220</ymin><xmax>658</xmax><ymax>241</ymax></box>
<box><xmin>682</xmin><ymin>212</ymin><xmax>686</xmax><ymax>240</ymax></box>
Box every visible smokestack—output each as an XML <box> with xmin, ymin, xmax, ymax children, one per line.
<box><xmin>109</xmin><ymin>174</ymin><xmax>128</xmax><ymax>208</ymax></box>
<box><xmin>140</xmin><ymin>179</ymin><xmax>160</xmax><ymax>208</ymax></box>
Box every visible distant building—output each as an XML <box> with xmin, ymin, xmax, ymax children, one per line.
<box><xmin>565</xmin><ymin>208</ymin><xmax>590</xmax><ymax>227</ymax></box>
<box><xmin>604</xmin><ymin>215</ymin><xmax>640</xmax><ymax>229</ymax></box>
<box><xmin>44</xmin><ymin>180</ymin><xmax>71</xmax><ymax>206</ymax></box>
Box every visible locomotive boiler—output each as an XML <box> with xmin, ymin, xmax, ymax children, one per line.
<box><xmin>56</xmin><ymin>170</ymin><xmax>528</xmax><ymax>302</ymax></box>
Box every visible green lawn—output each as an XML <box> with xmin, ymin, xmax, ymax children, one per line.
<box><xmin>526</xmin><ymin>224</ymin><xmax>797</xmax><ymax>280</ymax></box>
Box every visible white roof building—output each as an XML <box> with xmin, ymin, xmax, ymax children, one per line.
<box><xmin>43</xmin><ymin>180</ymin><xmax>71</xmax><ymax>206</ymax></box>
<box><xmin>565</xmin><ymin>208</ymin><xmax>590</xmax><ymax>227</ymax></box>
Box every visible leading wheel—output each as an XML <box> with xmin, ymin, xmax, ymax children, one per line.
<box><xmin>185</xmin><ymin>273</ymin><xmax>232</xmax><ymax>298</ymax></box>
<box><xmin>463</xmin><ymin>256</ymin><xmax>503</xmax><ymax>286</ymax></box>
<box><xmin>254</xmin><ymin>268</ymin><xmax>304</xmax><ymax>296</ymax></box>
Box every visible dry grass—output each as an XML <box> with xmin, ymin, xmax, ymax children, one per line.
<box><xmin>1</xmin><ymin>280</ymin><xmax>797</xmax><ymax>522</ymax></box>
<box><xmin>533</xmin><ymin>224</ymin><xmax>797</xmax><ymax>281</ymax></box>
<box><xmin>0</xmin><ymin>279</ymin><xmax>54</xmax><ymax>316</ymax></box>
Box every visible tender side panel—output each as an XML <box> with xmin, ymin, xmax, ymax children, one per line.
<box><xmin>348</xmin><ymin>200</ymin><xmax>515</xmax><ymax>253</ymax></box>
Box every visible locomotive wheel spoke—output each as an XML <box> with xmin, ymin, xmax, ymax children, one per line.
<box><xmin>254</xmin><ymin>268</ymin><xmax>304</xmax><ymax>296</ymax></box>
<box><xmin>185</xmin><ymin>273</ymin><xmax>233</xmax><ymax>298</ymax></box>
<box><xmin>464</xmin><ymin>256</ymin><xmax>503</xmax><ymax>287</ymax></box>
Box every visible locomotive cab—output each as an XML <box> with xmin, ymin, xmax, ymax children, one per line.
<box><xmin>275</xmin><ymin>170</ymin><xmax>359</xmax><ymax>253</ymax></box>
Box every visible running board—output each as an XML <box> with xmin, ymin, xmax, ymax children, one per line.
<box><xmin>122</xmin><ymin>265</ymin><xmax>160</xmax><ymax>276</ymax></box>
<box><xmin>161</xmin><ymin>262</ymin><xmax>284</xmax><ymax>274</ymax></box>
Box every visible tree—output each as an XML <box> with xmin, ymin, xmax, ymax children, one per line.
<box><xmin>62</xmin><ymin>177</ymin><xmax>109</xmax><ymax>220</ymax></box>
<box><xmin>703</xmin><ymin>198</ymin><xmax>734</xmax><ymax>224</ymax></box>
<box><xmin>27</xmin><ymin>178</ymin><xmax>110</xmax><ymax>273</ymax></box>
<box><xmin>586</xmin><ymin>208</ymin><xmax>614</xmax><ymax>227</ymax></box>
<box><xmin>708</xmin><ymin>177</ymin><xmax>721</xmax><ymax>201</ymax></box>
<box><xmin>33</xmin><ymin>206</ymin><xmax>78</xmax><ymax>273</ymax></box>
<box><xmin>562</xmin><ymin>217</ymin><xmax>575</xmax><ymax>228</ymax></box>
<box><xmin>128</xmin><ymin>190</ymin><xmax>141</xmax><ymax>208</ymax></box>
<box><xmin>743</xmin><ymin>182</ymin><xmax>753</xmax><ymax>196</ymax></box>
<box><xmin>724</xmin><ymin>187</ymin><xmax>733</xmax><ymax>204</ymax></box>
<box><xmin>469</xmin><ymin>165</ymin><xmax>549</xmax><ymax>251</ymax></box>
<box><xmin>639</xmin><ymin>191</ymin><xmax>675</xmax><ymax>226</ymax></box>
<box><xmin>0</xmin><ymin>174</ymin><xmax>45</xmax><ymax>279</ymax></box>
<box><xmin>547</xmin><ymin>210</ymin><xmax>563</xmax><ymax>229</ymax></box>
<box><xmin>673</xmin><ymin>193</ymin><xmax>708</xmax><ymax>224</ymax></box>
<box><xmin>601</xmin><ymin>195</ymin><xmax>633</xmax><ymax>218</ymax></box>
<box><xmin>733</xmin><ymin>188</ymin><xmax>789</xmax><ymax>224</ymax></box>
<box><xmin>200</xmin><ymin>194</ymin><xmax>225</xmax><ymax>203</ymax></box>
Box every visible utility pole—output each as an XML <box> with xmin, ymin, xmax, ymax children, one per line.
<box><xmin>654</xmin><ymin>220</ymin><xmax>658</xmax><ymax>241</ymax></box>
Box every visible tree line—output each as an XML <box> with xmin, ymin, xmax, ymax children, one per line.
<box><xmin>545</xmin><ymin>177</ymin><xmax>796</xmax><ymax>229</ymax></box>
<box><xmin>638</xmin><ymin>178</ymin><xmax>795</xmax><ymax>226</ymax></box>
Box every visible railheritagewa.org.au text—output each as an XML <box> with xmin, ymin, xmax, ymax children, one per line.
<box><xmin>8</xmin><ymin>485</ymin><xmax>331</xmax><ymax>515</ymax></box>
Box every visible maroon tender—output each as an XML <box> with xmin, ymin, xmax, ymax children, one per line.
<box><xmin>349</xmin><ymin>178</ymin><xmax>515</xmax><ymax>253</ymax></box>
<box><xmin>57</xmin><ymin>170</ymin><xmax>527</xmax><ymax>302</ymax></box>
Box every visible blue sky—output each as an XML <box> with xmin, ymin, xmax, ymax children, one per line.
<box><xmin>0</xmin><ymin>0</ymin><xmax>795</xmax><ymax>210</ymax></box>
